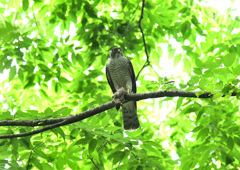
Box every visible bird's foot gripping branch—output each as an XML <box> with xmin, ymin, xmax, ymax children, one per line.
<box><xmin>112</xmin><ymin>87</ymin><xmax>127</xmax><ymax>111</ymax></box>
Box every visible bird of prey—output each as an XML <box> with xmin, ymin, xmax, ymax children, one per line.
<box><xmin>106</xmin><ymin>47</ymin><xmax>140</xmax><ymax>130</ymax></box>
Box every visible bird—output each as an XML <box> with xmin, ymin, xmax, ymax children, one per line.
<box><xmin>106</xmin><ymin>47</ymin><xmax>140</xmax><ymax>130</ymax></box>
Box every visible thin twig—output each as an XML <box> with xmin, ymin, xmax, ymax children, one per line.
<box><xmin>122</xmin><ymin>25</ymin><xmax>138</xmax><ymax>37</ymax></box>
<box><xmin>149</xmin><ymin>64</ymin><xmax>161</xmax><ymax>80</ymax></box>
<box><xmin>97</xmin><ymin>140</ymin><xmax>109</xmax><ymax>152</ymax></box>
<box><xmin>127</xmin><ymin>2</ymin><xmax>140</xmax><ymax>30</ymax></box>
<box><xmin>136</xmin><ymin>0</ymin><xmax>150</xmax><ymax>79</ymax></box>
<box><xmin>136</xmin><ymin>61</ymin><xmax>150</xmax><ymax>80</ymax></box>
<box><xmin>27</xmin><ymin>135</ymin><xmax>49</xmax><ymax>170</ymax></box>
<box><xmin>106</xmin><ymin>30</ymin><xmax>122</xmax><ymax>36</ymax></box>
<box><xmin>138</xmin><ymin>0</ymin><xmax>147</xmax><ymax>43</ymax></box>
<box><xmin>31</xmin><ymin>6</ymin><xmax>42</xmax><ymax>38</ymax></box>
<box><xmin>87</xmin><ymin>155</ymin><xmax>99</xmax><ymax>170</ymax></box>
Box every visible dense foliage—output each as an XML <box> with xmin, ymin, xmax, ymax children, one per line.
<box><xmin>1</xmin><ymin>0</ymin><xmax>240</xmax><ymax>169</ymax></box>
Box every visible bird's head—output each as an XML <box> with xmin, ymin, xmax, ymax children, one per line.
<box><xmin>110</xmin><ymin>47</ymin><xmax>123</xmax><ymax>59</ymax></box>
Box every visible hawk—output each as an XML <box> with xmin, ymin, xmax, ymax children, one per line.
<box><xmin>106</xmin><ymin>47</ymin><xmax>140</xmax><ymax>130</ymax></box>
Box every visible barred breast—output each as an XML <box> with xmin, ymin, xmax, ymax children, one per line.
<box><xmin>108</xmin><ymin>57</ymin><xmax>132</xmax><ymax>91</ymax></box>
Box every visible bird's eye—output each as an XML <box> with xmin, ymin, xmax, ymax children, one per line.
<box><xmin>113</xmin><ymin>48</ymin><xmax>117</xmax><ymax>52</ymax></box>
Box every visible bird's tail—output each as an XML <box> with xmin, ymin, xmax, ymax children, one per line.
<box><xmin>122</xmin><ymin>101</ymin><xmax>140</xmax><ymax>130</ymax></box>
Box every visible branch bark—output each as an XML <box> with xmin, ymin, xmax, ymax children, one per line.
<box><xmin>0</xmin><ymin>101</ymin><xmax>115</xmax><ymax>139</ymax></box>
<box><xmin>0</xmin><ymin>90</ymin><xmax>237</xmax><ymax>139</ymax></box>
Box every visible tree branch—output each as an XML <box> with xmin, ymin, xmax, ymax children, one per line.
<box><xmin>136</xmin><ymin>0</ymin><xmax>150</xmax><ymax>80</ymax></box>
<box><xmin>138</xmin><ymin>0</ymin><xmax>149</xmax><ymax>62</ymax></box>
<box><xmin>0</xmin><ymin>118</ymin><xmax>65</xmax><ymax>126</ymax></box>
<box><xmin>126</xmin><ymin>90</ymin><xmax>237</xmax><ymax>101</ymax></box>
<box><xmin>0</xmin><ymin>101</ymin><xmax>115</xmax><ymax>139</ymax></box>
<box><xmin>0</xmin><ymin>90</ymin><xmax>237</xmax><ymax>139</ymax></box>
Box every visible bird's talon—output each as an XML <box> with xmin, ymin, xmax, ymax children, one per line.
<box><xmin>112</xmin><ymin>88</ymin><xmax>127</xmax><ymax>110</ymax></box>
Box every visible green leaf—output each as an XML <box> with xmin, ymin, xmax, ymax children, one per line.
<box><xmin>18</xmin><ymin>68</ymin><xmax>24</xmax><ymax>83</ymax></box>
<box><xmin>52</xmin><ymin>127</ymin><xmax>65</xmax><ymax>139</ymax></box>
<box><xmin>141</xmin><ymin>143</ymin><xmax>158</xmax><ymax>153</ymax></box>
<box><xmin>75</xmin><ymin>138</ymin><xmax>91</xmax><ymax>145</ymax></box>
<box><xmin>182</xmin><ymin>103</ymin><xmax>201</xmax><ymax>114</ymax></box>
<box><xmin>223</xmin><ymin>54</ymin><xmax>235</xmax><ymax>67</ymax></box>
<box><xmin>197</xmin><ymin>128</ymin><xmax>209</xmax><ymax>140</ymax></box>
<box><xmin>233</xmin><ymin>65</ymin><xmax>240</xmax><ymax>75</ymax></box>
<box><xmin>66</xmin><ymin>159</ymin><xmax>77</xmax><ymax>169</ymax></box>
<box><xmin>234</xmin><ymin>137</ymin><xmax>240</xmax><ymax>146</ymax></box>
<box><xmin>212</xmin><ymin>91</ymin><xmax>223</xmax><ymax>100</ymax></box>
<box><xmin>111</xmin><ymin>151</ymin><xmax>125</xmax><ymax>165</ymax></box>
<box><xmin>68</xmin><ymin>145</ymin><xmax>80</xmax><ymax>155</ymax></box>
<box><xmin>38</xmin><ymin>64</ymin><xmax>50</xmax><ymax>72</ymax></box>
<box><xmin>84</xmin><ymin>2</ymin><xmax>97</xmax><ymax>18</ymax></box>
<box><xmin>174</xmin><ymin>54</ymin><xmax>182</xmax><ymax>67</ymax></box>
<box><xmin>125</xmin><ymin>128</ymin><xmax>142</xmax><ymax>137</ymax></box>
<box><xmin>70</xmin><ymin>128</ymin><xmax>79</xmax><ymax>139</ymax></box>
<box><xmin>56</xmin><ymin>156</ymin><xmax>65</xmax><ymax>169</ymax></box>
<box><xmin>10</xmin><ymin>138</ymin><xmax>18</xmax><ymax>157</ymax></box>
<box><xmin>168</xmin><ymin>48</ymin><xmax>176</xmax><ymax>59</ymax></box>
<box><xmin>181</xmin><ymin>21</ymin><xmax>191</xmax><ymax>39</ymax></box>
<box><xmin>9</xmin><ymin>65</ymin><xmax>16</xmax><ymax>81</ymax></box>
<box><xmin>176</xmin><ymin>97</ymin><xmax>183</xmax><ymax>111</ymax></box>
<box><xmin>44</xmin><ymin>107</ymin><xmax>53</xmax><ymax>115</ymax></box>
<box><xmin>59</xmin><ymin>77</ymin><xmax>70</xmax><ymax>83</ymax></box>
<box><xmin>54</xmin><ymin>107</ymin><xmax>71</xmax><ymax>116</ymax></box>
<box><xmin>199</xmin><ymin>78</ymin><xmax>208</xmax><ymax>88</ymax></box>
<box><xmin>192</xmin><ymin>125</ymin><xmax>203</xmax><ymax>132</ymax></box>
<box><xmin>152</xmin><ymin>51</ymin><xmax>160</xmax><ymax>65</ymax></box>
<box><xmin>39</xmin><ymin>89</ymin><xmax>49</xmax><ymax>99</ymax></box>
<box><xmin>181</xmin><ymin>161</ymin><xmax>192</xmax><ymax>170</ymax></box>
<box><xmin>199</xmin><ymin>149</ymin><xmax>210</xmax><ymax>165</ymax></box>
<box><xmin>203</xmin><ymin>58</ymin><xmax>222</xmax><ymax>68</ymax></box>
<box><xmin>227</xmin><ymin>137</ymin><xmax>234</xmax><ymax>150</ymax></box>
<box><xmin>24</xmin><ymin>75</ymin><xmax>35</xmax><ymax>89</ymax></box>
<box><xmin>195</xmin><ymin>58</ymin><xmax>203</xmax><ymax>69</ymax></box>
<box><xmin>32</xmin><ymin>157</ymin><xmax>42</xmax><ymax>169</ymax></box>
<box><xmin>196</xmin><ymin>107</ymin><xmax>205</xmax><ymax>121</ymax></box>
<box><xmin>88</xmin><ymin>139</ymin><xmax>97</xmax><ymax>154</ymax></box>
<box><xmin>221</xmin><ymin>151</ymin><xmax>226</xmax><ymax>162</ymax></box>
<box><xmin>35</xmin><ymin>150</ymin><xmax>49</xmax><ymax>160</ymax></box>
<box><xmin>193</xmin><ymin>68</ymin><xmax>202</xmax><ymax>75</ymax></box>
<box><xmin>183</xmin><ymin>58</ymin><xmax>191</xmax><ymax>73</ymax></box>
<box><xmin>57</xmin><ymin>12</ymin><xmax>66</xmax><ymax>20</ymax></box>
<box><xmin>22</xmin><ymin>0</ymin><xmax>29</xmax><ymax>11</ymax></box>
<box><xmin>191</xmin><ymin>15</ymin><xmax>199</xmax><ymax>26</ymax></box>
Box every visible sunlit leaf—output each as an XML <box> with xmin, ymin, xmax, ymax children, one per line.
<box><xmin>223</xmin><ymin>54</ymin><xmax>235</xmax><ymax>67</ymax></box>
<box><xmin>174</xmin><ymin>54</ymin><xmax>182</xmax><ymax>67</ymax></box>
<box><xmin>22</xmin><ymin>0</ymin><xmax>29</xmax><ymax>11</ymax></box>
<box><xmin>197</xmin><ymin>128</ymin><xmax>209</xmax><ymax>140</ymax></box>
<box><xmin>9</xmin><ymin>66</ymin><xmax>16</xmax><ymax>81</ymax></box>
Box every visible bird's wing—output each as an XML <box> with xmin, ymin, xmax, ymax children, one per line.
<box><xmin>126</xmin><ymin>57</ymin><xmax>136</xmax><ymax>93</ymax></box>
<box><xmin>106</xmin><ymin>63</ymin><xmax>116</xmax><ymax>93</ymax></box>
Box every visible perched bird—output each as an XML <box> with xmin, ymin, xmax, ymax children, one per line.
<box><xmin>106</xmin><ymin>47</ymin><xmax>140</xmax><ymax>130</ymax></box>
